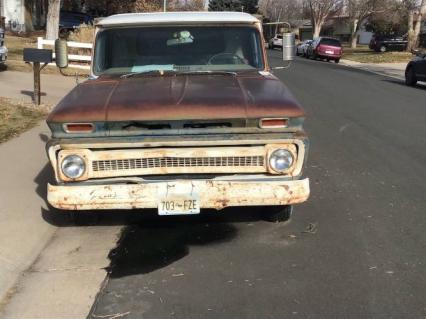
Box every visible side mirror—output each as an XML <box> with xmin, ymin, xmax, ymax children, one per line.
<box><xmin>55</xmin><ymin>39</ymin><xmax>68</xmax><ymax>68</ymax></box>
<box><xmin>282</xmin><ymin>33</ymin><xmax>295</xmax><ymax>61</ymax></box>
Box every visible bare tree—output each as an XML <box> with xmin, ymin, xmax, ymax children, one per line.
<box><xmin>169</xmin><ymin>0</ymin><xmax>206</xmax><ymax>11</ymax></box>
<box><xmin>307</xmin><ymin>0</ymin><xmax>342</xmax><ymax>38</ymax></box>
<box><xmin>46</xmin><ymin>0</ymin><xmax>61</xmax><ymax>40</ymax></box>
<box><xmin>134</xmin><ymin>0</ymin><xmax>162</xmax><ymax>12</ymax></box>
<box><xmin>348</xmin><ymin>0</ymin><xmax>383</xmax><ymax>48</ymax></box>
<box><xmin>260</xmin><ymin>0</ymin><xmax>304</xmax><ymax>34</ymax></box>
<box><xmin>405</xmin><ymin>0</ymin><xmax>426</xmax><ymax>51</ymax></box>
<box><xmin>365</xmin><ymin>0</ymin><xmax>406</xmax><ymax>35</ymax></box>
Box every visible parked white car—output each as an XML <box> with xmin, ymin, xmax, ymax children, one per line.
<box><xmin>0</xmin><ymin>28</ymin><xmax>7</xmax><ymax>64</ymax></box>
<box><xmin>296</xmin><ymin>40</ymin><xmax>313</xmax><ymax>57</ymax></box>
<box><xmin>268</xmin><ymin>34</ymin><xmax>283</xmax><ymax>49</ymax></box>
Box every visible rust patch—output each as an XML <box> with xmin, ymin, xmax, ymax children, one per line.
<box><xmin>214</xmin><ymin>199</ymin><xmax>230</xmax><ymax>209</ymax></box>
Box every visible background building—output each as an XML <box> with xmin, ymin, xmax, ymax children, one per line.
<box><xmin>0</xmin><ymin>0</ymin><xmax>47</xmax><ymax>32</ymax></box>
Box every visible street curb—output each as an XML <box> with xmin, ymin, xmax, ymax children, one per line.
<box><xmin>339</xmin><ymin>59</ymin><xmax>406</xmax><ymax>81</ymax></box>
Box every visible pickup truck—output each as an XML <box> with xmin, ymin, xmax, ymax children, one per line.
<box><xmin>46</xmin><ymin>12</ymin><xmax>310</xmax><ymax>222</ymax></box>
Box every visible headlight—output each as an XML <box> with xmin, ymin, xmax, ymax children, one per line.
<box><xmin>61</xmin><ymin>155</ymin><xmax>85</xmax><ymax>179</ymax></box>
<box><xmin>269</xmin><ymin>149</ymin><xmax>294</xmax><ymax>173</ymax></box>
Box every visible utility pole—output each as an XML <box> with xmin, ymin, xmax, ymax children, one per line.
<box><xmin>164</xmin><ymin>0</ymin><xmax>167</xmax><ymax>12</ymax></box>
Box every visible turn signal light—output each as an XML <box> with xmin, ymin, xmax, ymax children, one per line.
<box><xmin>63</xmin><ymin>123</ymin><xmax>94</xmax><ymax>133</ymax></box>
<box><xmin>259</xmin><ymin>118</ymin><xmax>289</xmax><ymax>128</ymax></box>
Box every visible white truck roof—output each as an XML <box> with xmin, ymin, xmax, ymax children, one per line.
<box><xmin>97</xmin><ymin>12</ymin><xmax>259</xmax><ymax>27</ymax></box>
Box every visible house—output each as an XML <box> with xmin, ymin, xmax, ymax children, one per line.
<box><xmin>290</xmin><ymin>19</ymin><xmax>313</xmax><ymax>41</ymax></box>
<box><xmin>0</xmin><ymin>0</ymin><xmax>47</xmax><ymax>32</ymax></box>
<box><xmin>323</xmin><ymin>14</ymin><xmax>373</xmax><ymax>44</ymax></box>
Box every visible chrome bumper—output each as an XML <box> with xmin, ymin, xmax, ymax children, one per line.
<box><xmin>48</xmin><ymin>178</ymin><xmax>310</xmax><ymax>211</ymax></box>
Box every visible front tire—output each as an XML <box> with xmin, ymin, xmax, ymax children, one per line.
<box><xmin>405</xmin><ymin>67</ymin><xmax>417</xmax><ymax>86</ymax></box>
<box><xmin>335</xmin><ymin>58</ymin><xmax>340</xmax><ymax>64</ymax></box>
<box><xmin>261</xmin><ymin>205</ymin><xmax>293</xmax><ymax>223</ymax></box>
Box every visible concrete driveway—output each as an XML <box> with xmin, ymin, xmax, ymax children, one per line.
<box><xmin>0</xmin><ymin>70</ymin><xmax>77</xmax><ymax>104</ymax></box>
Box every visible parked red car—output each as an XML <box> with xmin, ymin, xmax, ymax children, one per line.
<box><xmin>307</xmin><ymin>37</ymin><xmax>342</xmax><ymax>63</ymax></box>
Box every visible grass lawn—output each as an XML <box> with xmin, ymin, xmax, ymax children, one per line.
<box><xmin>342</xmin><ymin>44</ymin><xmax>413</xmax><ymax>63</ymax></box>
<box><xmin>2</xmin><ymin>33</ymin><xmax>89</xmax><ymax>75</ymax></box>
<box><xmin>0</xmin><ymin>97</ymin><xmax>47</xmax><ymax>143</ymax></box>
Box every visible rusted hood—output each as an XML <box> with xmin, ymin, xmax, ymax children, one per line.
<box><xmin>47</xmin><ymin>73</ymin><xmax>305</xmax><ymax>123</ymax></box>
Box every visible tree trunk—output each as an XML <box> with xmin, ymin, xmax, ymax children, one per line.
<box><xmin>274</xmin><ymin>7</ymin><xmax>282</xmax><ymax>35</ymax></box>
<box><xmin>350</xmin><ymin>19</ymin><xmax>359</xmax><ymax>49</ymax></box>
<box><xmin>350</xmin><ymin>33</ymin><xmax>358</xmax><ymax>48</ymax></box>
<box><xmin>313</xmin><ymin>22</ymin><xmax>322</xmax><ymax>38</ymax></box>
<box><xmin>406</xmin><ymin>11</ymin><xmax>415</xmax><ymax>52</ymax></box>
<box><xmin>406</xmin><ymin>0</ymin><xmax>426</xmax><ymax>52</ymax></box>
<box><xmin>46</xmin><ymin>0</ymin><xmax>61</xmax><ymax>40</ymax></box>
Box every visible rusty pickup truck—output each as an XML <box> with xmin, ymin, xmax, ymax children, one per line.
<box><xmin>46</xmin><ymin>12</ymin><xmax>309</xmax><ymax>222</ymax></box>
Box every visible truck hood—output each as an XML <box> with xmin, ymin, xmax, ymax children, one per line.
<box><xmin>47</xmin><ymin>72</ymin><xmax>305</xmax><ymax>124</ymax></box>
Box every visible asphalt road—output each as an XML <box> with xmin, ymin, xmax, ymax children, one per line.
<box><xmin>89</xmin><ymin>51</ymin><xmax>426</xmax><ymax>319</ymax></box>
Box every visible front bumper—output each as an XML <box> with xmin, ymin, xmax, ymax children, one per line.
<box><xmin>48</xmin><ymin>178</ymin><xmax>310</xmax><ymax>211</ymax></box>
<box><xmin>318</xmin><ymin>53</ymin><xmax>341</xmax><ymax>59</ymax></box>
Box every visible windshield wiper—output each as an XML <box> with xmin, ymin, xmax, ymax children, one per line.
<box><xmin>178</xmin><ymin>70</ymin><xmax>237</xmax><ymax>76</ymax></box>
<box><xmin>121</xmin><ymin>69</ymin><xmax>238</xmax><ymax>79</ymax></box>
<box><xmin>120</xmin><ymin>70</ymin><xmax>176</xmax><ymax>79</ymax></box>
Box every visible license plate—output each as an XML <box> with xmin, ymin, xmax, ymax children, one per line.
<box><xmin>158</xmin><ymin>196</ymin><xmax>200</xmax><ymax>215</ymax></box>
<box><xmin>325</xmin><ymin>50</ymin><xmax>334</xmax><ymax>54</ymax></box>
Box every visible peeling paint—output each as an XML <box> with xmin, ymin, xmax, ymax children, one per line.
<box><xmin>47</xmin><ymin>178</ymin><xmax>310</xmax><ymax>211</ymax></box>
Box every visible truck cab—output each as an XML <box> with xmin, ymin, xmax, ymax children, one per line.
<box><xmin>46</xmin><ymin>12</ymin><xmax>309</xmax><ymax>221</ymax></box>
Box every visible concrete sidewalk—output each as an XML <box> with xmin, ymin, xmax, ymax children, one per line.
<box><xmin>0</xmin><ymin>70</ymin><xmax>117</xmax><ymax>318</ymax></box>
<box><xmin>0</xmin><ymin>123</ymin><xmax>56</xmax><ymax>307</ymax></box>
<box><xmin>0</xmin><ymin>70</ymin><xmax>77</xmax><ymax>104</ymax></box>
<box><xmin>340</xmin><ymin>59</ymin><xmax>406</xmax><ymax>80</ymax></box>
<box><xmin>0</xmin><ymin>123</ymin><xmax>121</xmax><ymax>318</ymax></box>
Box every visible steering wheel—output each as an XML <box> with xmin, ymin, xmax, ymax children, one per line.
<box><xmin>207</xmin><ymin>53</ymin><xmax>246</xmax><ymax>65</ymax></box>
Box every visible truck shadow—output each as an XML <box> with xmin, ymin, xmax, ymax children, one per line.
<box><xmin>107</xmin><ymin>218</ymin><xmax>238</xmax><ymax>277</ymax></box>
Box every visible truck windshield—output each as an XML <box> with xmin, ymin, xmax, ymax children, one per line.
<box><xmin>93</xmin><ymin>26</ymin><xmax>264</xmax><ymax>75</ymax></box>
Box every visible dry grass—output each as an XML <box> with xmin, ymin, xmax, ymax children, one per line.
<box><xmin>0</xmin><ymin>97</ymin><xmax>48</xmax><ymax>143</ymax></box>
<box><xmin>342</xmin><ymin>44</ymin><xmax>413</xmax><ymax>63</ymax></box>
<box><xmin>67</xmin><ymin>25</ymin><xmax>94</xmax><ymax>58</ymax></box>
<box><xmin>68</xmin><ymin>24</ymin><xmax>95</xmax><ymax>43</ymax></box>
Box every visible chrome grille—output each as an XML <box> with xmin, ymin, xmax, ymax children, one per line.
<box><xmin>92</xmin><ymin>156</ymin><xmax>264</xmax><ymax>172</ymax></box>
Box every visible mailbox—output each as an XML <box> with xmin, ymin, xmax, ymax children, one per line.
<box><xmin>23</xmin><ymin>48</ymin><xmax>53</xmax><ymax>105</ymax></box>
<box><xmin>23</xmin><ymin>48</ymin><xmax>52</xmax><ymax>63</ymax></box>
